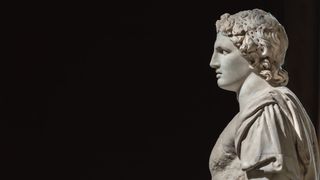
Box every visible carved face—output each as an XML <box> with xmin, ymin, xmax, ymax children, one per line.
<box><xmin>210</xmin><ymin>33</ymin><xmax>252</xmax><ymax>92</ymax></box>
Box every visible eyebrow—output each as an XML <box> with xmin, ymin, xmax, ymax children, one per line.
<box><xmin>215</xmin><ymin>46</ymin><xmax>231</xmax><ymax>52</ymax></box>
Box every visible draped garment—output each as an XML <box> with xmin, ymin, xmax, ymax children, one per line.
<box><xmin>209</xmin><ymin>87</ymin><xmax>320</xmax><ymax>179</ymax></box>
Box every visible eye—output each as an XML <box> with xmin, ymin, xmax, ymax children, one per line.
<box><xmin>221</xmin><ymin>50</ymin><xmax>229</xmax><ymax>55</ymax></box>
<box><xmin>216</xmin><ymin>47</ymin><xmax>230</xmax><ymax>55</ymax></box>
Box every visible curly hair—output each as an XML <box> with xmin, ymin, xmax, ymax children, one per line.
<box><xmin>216</xmin><ymin>9</ymin><xmax>289</xmax><ymax>86</ymax></box>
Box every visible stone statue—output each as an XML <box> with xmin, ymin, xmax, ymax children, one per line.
<box><xmin>208</xmin><ymin>9</ymin><xmax>320</xmax><ymax>180</ymax></box>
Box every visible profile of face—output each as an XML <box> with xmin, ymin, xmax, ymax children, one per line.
<box><xmin>210</xmin><ymin>33</ymin><xmax>252</xmax><ymax>92</ymax></box>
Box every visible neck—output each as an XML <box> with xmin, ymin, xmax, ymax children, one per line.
<box><xmin>237</xmin><ymin>72</ymin><xmax>273</xmax><ymax>112</ymax></box>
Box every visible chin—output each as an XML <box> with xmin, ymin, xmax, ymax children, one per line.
<box><xmin>217</xmin><ymin>80</ymin><xmax>239</xmax><ymax>92</ymax></box>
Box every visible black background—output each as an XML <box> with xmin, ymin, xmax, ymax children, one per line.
<box><xmin>6</xmin><ymin>0</ymin><xmax>319</xmax><ymax>179</ymax></box>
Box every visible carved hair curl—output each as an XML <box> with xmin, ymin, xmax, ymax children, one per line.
<box><xmin>216</xmin><ymin>9</ymin><xmax>289</xmax><ymax>86</ymax></box>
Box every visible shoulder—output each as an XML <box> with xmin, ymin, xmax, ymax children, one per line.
<box><xmin>235</xmin><ymin>87</ymin><xmax>298</xmax><ymax>151</ymax></box>
<box><xmin>268</xmin><ymin>86</ymin><xmax>301</xmax><ymax>110</ymax></box>
<box><xmin>238</xmin><ymin>86</ymin><xmax>300</xmax><ymax>121</ymax></box>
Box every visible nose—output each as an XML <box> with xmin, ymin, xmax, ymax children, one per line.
<box><xmin>209</xmin><ymin>51</ymin><xmax>219</xmax><ymax>69</ymax></box>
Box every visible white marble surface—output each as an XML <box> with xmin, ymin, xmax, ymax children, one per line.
<box><xmin>209</xmin><ymin>9</ymin><xmax>320</xmax><ymax>180</ymax></box>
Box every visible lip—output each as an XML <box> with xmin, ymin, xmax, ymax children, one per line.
<box><xmin>215</xmin><ymin>71</ymin><xmax>222</xmax><ymax>78</ymax></box>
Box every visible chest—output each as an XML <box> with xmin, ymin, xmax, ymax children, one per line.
<box><xmin>209</xmin><ymin>114</ymin><xmax>245</xmax><ymax>176</ymax></box>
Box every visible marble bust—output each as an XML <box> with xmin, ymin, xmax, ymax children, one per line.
<box><xmin>208</xmin><ymin>9</ymin><xmax>320</xmax><ymax>179</ymax></box>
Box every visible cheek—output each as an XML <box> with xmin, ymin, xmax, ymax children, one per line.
<box><xmin>229</xmin><ymin>56</ymin><xmax>249</xmax><ymax>73</ymax></box>
<box><xmin>221</xmin><ymin>56</ymin><xmax>250</xmax><ymax>79</ymax></box>
<box><xmin>237</xmin><ymin>61</ymin><xmax>251</xmax><ymax>77</ymax></box>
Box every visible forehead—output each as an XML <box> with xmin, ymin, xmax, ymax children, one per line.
<box><xmin>214</xmin><ymin>33</ymin><xmax>236</xmax><ymax>49</ymax></box>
